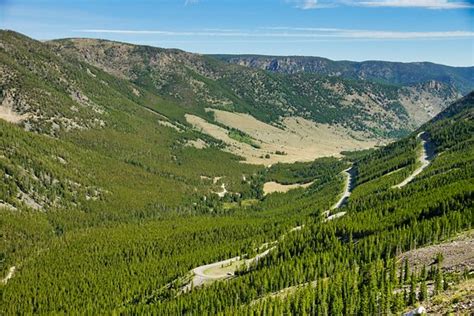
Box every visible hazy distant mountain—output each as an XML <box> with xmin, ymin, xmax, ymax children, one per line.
<box><xmin>213</xmin><ymin>54</ymin><xmax>474</xmax><ymax>95</ymax></box>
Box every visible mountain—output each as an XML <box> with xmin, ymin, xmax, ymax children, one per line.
<box><xmin>427</xmin><ymin>89</ymin><xmax>474</xmax><ymax>123</ymax></box>
<box><xmin>0</xmin><ymin>30</ymin><xmax>264</xmax><ymax>212</ymax></box>
<box><xmin>213</xmin><ymin>54</ymin><xmax>474</xmax><ymax>95</ymax></box>
<box><xmin>1</xmin><ymin>85</ymin><xmax>471</xmax><ymax>314</ymax></box>
<box><xmin>0</xmin><ymin>30</ymin><xmax>473</xmax><ymax>314</ymax></box>
<box><xmin>48</xmin><ymin>35</ymin><xmax>460</xmax><ymax>138</ymax></box>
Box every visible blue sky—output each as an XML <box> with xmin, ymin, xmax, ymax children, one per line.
<box><xmin>1</xmin><ymin>0</ymin><xmax>473</xmax><ymax>66</ymax></box>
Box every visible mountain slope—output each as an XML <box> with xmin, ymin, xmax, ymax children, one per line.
<box><xmin>0</xmin><ymin>30</ymin><xmax>265</xmax><ymax>213</ymax></box>
<box><xmin>48</xmin><ymin>35</ymin><xmax>459</xmax><ymax>137</ymax></box>
<box><xmin>128</xmin><ymin>93</ymin><xmax>474</xmax><ymax>315</ymax></box>
<box><xmin>214</xmin><ymin>54</ymin><xmax>474</xmax><ymax>94</ymax></box>
<box><xmin>0</xmin><ymin>31</ymin><xmax>472</xmax><ymax>314</ymax></box>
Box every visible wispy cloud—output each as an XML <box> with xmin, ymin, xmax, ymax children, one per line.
<box><xmin>300</xmin><ymin>0</ymin><xmax>319</xmax><ymax>9</ymax></box>
<box><xmin>75</xmin><ymin>28</ymin><xmax>474</xmax><ymax>40</ymax></box>
<box><xmin>355</xmin><ymin>0</ymin><xmax>474</xmax><ymax>9</ymax></box>
<box><xmin>295</xmin><ymin>0</ymin><xmax>319</xmax><ymax>9</ymax></box>
<box><xmin>287</xmin><ymin>0</ymin><xmax>335</xmax><ymax>9</ymax></box>
<box><xmin>184</xmin><ymin>0</ymin><xmax>199</xmax><ymax>6</ymax></box>
<box><xmin>290</xmin><ymin>0</ymin><xmax>474</xmax><ymax>9</ymax></box>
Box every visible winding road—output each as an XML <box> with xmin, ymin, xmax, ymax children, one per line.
<box><xmin>182</xmin><ymin>166</ymin><xmax>356</xmax><ymax>291</ymax></box>
<box><xmin>179</xmin><ymin>133</ymin><xmax>436</xmax><ymax>294</ymax></box>
<box><xmin>182</xmin><ymin>247</ymin><xmax>276</xmax><ymax>292</ymax></box>
<box><xmin>1</xmin><ymin>266</ymin><xmax>16</xmax><ymax>284</ymax></box>
<box><xmin>393</xmin><ymin>132</ymin><xmax>435</xmax><ymax>189</ymax></box>
<box><xmin>331</xmin><ymin>167</ymin><xmax>354</xmax><ymax>209</ymax></box>
<box><xmin>182</xmin><ymin>256</ymin><xmax>241</xmax><ymax>292</ymax></box>
<box><xmin>324</xmin><ymin>166</ymin><xmax>355</xmax><ymax>221</ymax></box>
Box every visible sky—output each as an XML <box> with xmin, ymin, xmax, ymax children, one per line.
<box><xmin>1</xmin><ymin>0</ymin><xmax>473</xmax><ymax>66</ymax></box>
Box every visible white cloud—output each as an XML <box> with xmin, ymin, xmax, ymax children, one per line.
<box><xmin>298</xmin><ymin>0</ymin><xmax>318</xmax><ymax>9</ymax></box>
<box><xmin>184</xmin><ymin>0</ymin><xmax>199</xmax><ymax>6</ymax></box>
<box><xmin>75</xmin><ymin>28</ymin><xmax>474</xmax><ymax>40</ymax></box>
<box><xmin>287</xmin><ymin>0</ymin><xmax>335</xmax><ymax>9</ymax></box>
<box><xmin>290</xmin><ymin>0</ymin><xmax>474</xmax><ymax>9</ymax></box>
<box><xmin>355</xmin><ymin>0</ymin><xmax>474</xmax><ymax>9</ymax></box>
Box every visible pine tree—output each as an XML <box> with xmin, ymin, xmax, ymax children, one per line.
<box><xmin>419</xmin><ymin>278</ymin><xmax>428</xmax><ymax>302</ymax></box>
<box><xmin>434</xmin><ymin>267</ymin><xmax>443</xmax><ymax>295</ymax></box>
<box><xmin>403</xmin><ymin>259</ymin><xmax>410</xmax><ymax>284</ymax></box>
<box><xmin>409</xmin><ymin>274</ymin><xmax>417</xmax><ymax>305</ymax></box>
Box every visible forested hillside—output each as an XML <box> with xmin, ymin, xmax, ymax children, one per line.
<box><xmin>0</xmin><ymin>29</ymin><xmax>472</xmax><ymax>314</ymax></box>
<box><xmin>214</xmin><ymin>54</ymin><xmax>474</xmax><ymax>95</ymax></box>
<box><xmin>122</xmin><ymin>93</ymin><xmax>474</xmax><ymax>315</ymax></box>
<box><xmin>49</xmin><ymin>34</ymin><xmax>459</xmax><ymax>137</ymax></box>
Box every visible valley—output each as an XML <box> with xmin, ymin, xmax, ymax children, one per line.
<box><xmin>187</xmin><ymin>109</ymin><xmax>381</xmax><ymax>165</ymax></box>
<box><xmin>183</xmin><ymin>165</ymin><xmax>357</xmax><ymax>292</ymax></box>
<box><xmin>0</xmin><ymin>29</ymin><xmax>472</xmax><ymax>315</ymax></box>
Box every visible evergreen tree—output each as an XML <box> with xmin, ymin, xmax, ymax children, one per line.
<box><xmin>419</xmin><ymin>278</ymin><xmax>428</xmax><ymax>302</ymax></box>
<box><xmin>409</xmin><ymin>274</ymin><xmax>417</xmax><ymax>305</ymax></box>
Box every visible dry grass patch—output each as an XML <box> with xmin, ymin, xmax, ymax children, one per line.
<box><xmin>263</xmin><ymin>181</ymin><xmax>314</xmax><ymax>196</ymax></box>
<box><xmin>186</xmin><ymin>110</ymin><xmax>382</xmax><ymax>165</ymax></box>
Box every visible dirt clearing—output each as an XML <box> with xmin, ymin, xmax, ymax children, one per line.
<box><xmin>0</xmin><ymin>93</ymin><xmax>29</xmax><ymax>123</ymax></box>
<box><xmin>263</xmin><ymin>181</ymin><xmax>314</xmax><ymax>195</ymax></box>
<box><xmin>1</xmin><ymin>266</ymin><xmax>16</xmax><ymax>284</ymax></box>
<box><xmin>398</xmin><ymin>230</ymin><xmax>474</xmax><ymax>274</ymax></box>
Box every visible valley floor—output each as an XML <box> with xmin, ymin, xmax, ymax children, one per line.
<box><xmin>186</xmin><ymin>109</ymin><xmax>382</xmax><ymax>165</ymax></box>
<box><xmin>182</xmin><ymin>166</ymin><xmax>356</xmax><ymax>291</ymax></box>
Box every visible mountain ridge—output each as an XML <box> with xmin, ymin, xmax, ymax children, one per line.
<box><xmin>213</xmin><ymin>54</ymin><xmax>474</xmax><ymax>94</ymax></box>
<box><xmin>45</xmin><ymin>34</ymin><xmax>460</xmax><ymax>137</ymax></box>
<box><xmin>0</xmin><ymin>30</ymin><xmax>462</xmax><ymax>141</ymax></box>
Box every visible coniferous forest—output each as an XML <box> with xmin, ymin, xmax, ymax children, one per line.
<box><xmin>0</xmin><ymin>29</ymin><xmax>473</xmax><ymax>315</ymax></box>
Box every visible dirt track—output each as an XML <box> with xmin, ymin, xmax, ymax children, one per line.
<box><xmin>393</xmin><ymin>132</ymin><xmax>434</xmax><ymax>188</ymax></box>
<box><xmin>182</xmin><ymin>247</ymin><xmax>276</xmax><ymax>292</ymax></box>
<box><xmin>1</xmin><ymin>266</ymin><xmax>16</xmax><ymax>284</ymax></box>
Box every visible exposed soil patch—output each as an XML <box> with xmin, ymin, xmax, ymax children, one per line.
<box><xmin>399</xmin><ymin>230</ymin><xmax>474</xmax><ymax>274</ymax></box>
<box><xmin>0</xmin><ymin>92</ymin><xmax>29</xmax><ymax>123</ymax></box>
<box><xmin>214</xmin><ymin>183</ymin><xmax>228</xmax><ymax>198</ymax></box>
<box><xmin>185</xmin><ymin>138</ymin><xmax>208</xmax><ymax>149</ymax></box>
<box><xmin>263</xmin><ymin>181</ymin><xmax>314</xmax><ymax>196</ymax></box>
